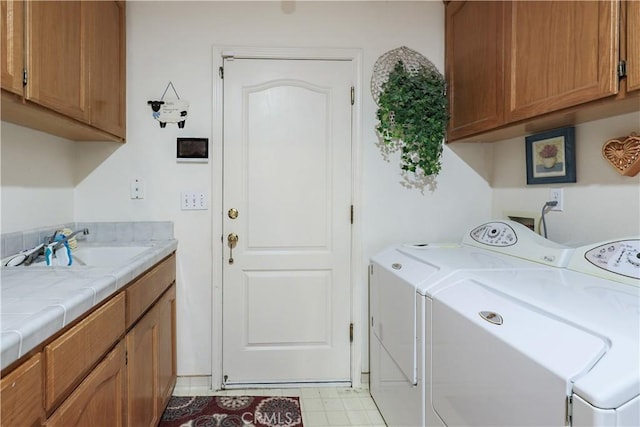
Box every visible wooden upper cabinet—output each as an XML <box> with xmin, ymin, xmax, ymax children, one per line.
<box><xmin>504</xmin><ymin>1</ymin><xmax>619</xmax><ymax>123</ymax></box>
<box><xmin>1</xmin><ymin>0</ymin><xmax>24</xmax><ymax>95</ymax></box>
<box><xmin>626</xmin><ymin>0</ymin><xmax>640</xmax><ymax>92</ymax></box>
<box><xmin>87</xmin><ymin>1</ymin><xmax>125</xmax><ymax>137</ymax></box>
<box><xmin>1</xmin><ymin>0</ymin><xmax>125</xmax><ymax>142</ymax></box>
<box><xmin>26</xmin><ymin>1</ymin><xmax>90</xmax><ymax>123</ymax></box>
<box><xmin>445</xmin><ymin>1</ymin><xmax>504</xmax><ymax>140</ymax></box>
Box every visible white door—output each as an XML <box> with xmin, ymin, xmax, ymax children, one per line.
<box><xmin>222</xmin><ymin>57</ymin><xmax>353</xmax><ymax>385</ymax></box>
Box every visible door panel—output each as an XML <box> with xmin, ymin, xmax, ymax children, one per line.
<box><xmin>1</xmin><ymin>0</ymin><xmax>24</xmax><ymax>95</ymax></box>
<box><xmin>222</xmin><ymin>58</ymin><xmax>352</xmax><ymax>384</ymax></box>
<box><xmin>26</xmin><ymin>1</ymin><xmax>89</xmax><ymax>122</ymax></box>
<box><xmin>446</xmin><ymin>1</ymin><xmax>504</xmax><ymax>140</ymax></box>
<box><xmin>627</xmin><ymin>0</ymin><xmax>640</xmax><ymax>92</ymax></box>
<box><xmin>504</xmin><ymin>1</ymin><xmax>618</xmax><ymax>122</ymax></box>
<box><xmin>244</xmin><ymin>270</ymin><xmax>330</xmax><ymax>345</ymax></box>
<box><xmin>246</xmin><ymin>84</ymin><xmax>330</xmax><ymax>250</ymax></box>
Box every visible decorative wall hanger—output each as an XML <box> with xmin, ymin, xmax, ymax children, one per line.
<box><xmin>602</xmin><ymin>132</ymin><xmax>640</xmax><ymax>177</ymax></box>
<box><xmin>147</xmin><ymin>81</ymin><xmax>189</xmax><ymax>128</ymax></box>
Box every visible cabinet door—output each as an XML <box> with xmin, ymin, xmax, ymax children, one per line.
<box><xmin>0</xmin><ymin>353</ymin><xmax>44</xmax><ymax>427</ymax></box>
<box><xmin>126</xmin><ymin>308</ymin><xmax>158</xmax><ymax>427</ymax></box>
<box><xmin>45</xmin><ymin>342</ymin><xmax>126</xmax><ymax>427</ymax></box>
<box><xmin>446</xmin><ymin>1</ymin><xmax>504</xmax><ymax>140</ymax></box>
<box><xmin>44</xmin><ymin>293</ymin><xmax>125</xmax><ymax>412</ymax></box>
<box><xmin>626</xmin><ymin>0</ymin><xmax>640</xmax><ymax>92</ymax></box>
<box><xmin>87</xmin><ymin>1</ymin><xmax>126</xmax><ymax>137</ymax></box>
<box><xmin>157</xmin><ymin>284</ymin><xmax>177</xmax><ymax>411</ymax></box>
<box><xmin>1</xmin><ymin>0</ymin><xmax>24</xmax><ymax>95</ymax></box>
<box><xmin>126</xmin><ymin>285</ymin><xmax>177</xmax><ymax>427</ymax></box>
<box><xmin>26</xmin><ymin>1</ymin><xmax>89</xmax><ymax>122</ymax></box>
<box><xmin>504</xmin><ymin>1</ymin><xmax>619</xmax><ymax>122</ymax></box>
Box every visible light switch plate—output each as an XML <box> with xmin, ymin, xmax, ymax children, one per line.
<box><xmin>181</xmin><ymin>191</ymin><xmax>208</xmax><ymax>210</ymax></box>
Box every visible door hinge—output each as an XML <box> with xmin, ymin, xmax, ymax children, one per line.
<box><xmin>618</xmin><ymin>60</ymin><xmax>627</xmax><ymax>79</ymax></box>
<box><xmin>219</xmin><ymin>66</ymin><xmax>224</xmax><ymax>79</ymax></box>
<box><xmin>565</xmin><ymin>395</ymin><xmax>573</xmax><ymax>425</ymax></box>
<box><xmin>125</xmin><ymin>350</ymin><xmax>128</xmax><ymax>365</ymax></box>
<box><xmin>369</xmin><ymin>264</ymin><xmax>373</xmax><ymax>276</ymax></box>
<box><xmin>350</xmin><ymin>205</ymin><xmax>354</xmax><ymax>224</ymax></box>
<box><xmin>349</xmin><ymin>323</ymin><xmax>354</xmax><ymax>343</ymax></box>
<box><xmin>22</xmin><ymin>69</ymin><xmax>27</xmax><ymax>86</ymax></box>
<box><xmin>350</xmin><ymin>86</ymin><xmax>355</xmax><ymax>105</ymax></box>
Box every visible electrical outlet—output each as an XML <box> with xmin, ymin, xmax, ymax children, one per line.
<box><xmin>181</xmin><ymin>191</ymin><xmax>208</xmax><ymax>210</ymax></box>
<box><xmin>549</xmin><ymin>188</ymin><xmax>563</xmax><ymax>211</ymax></box>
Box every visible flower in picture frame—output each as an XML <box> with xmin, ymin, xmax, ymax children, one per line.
<box><xmin>539</xmin><ymin>144</ymin><xmax>558</xmax><ymax>158</ymax></box>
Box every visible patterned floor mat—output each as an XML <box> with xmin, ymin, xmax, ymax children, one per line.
<box><xmin>159</xmin><ymin>395</ymin><xmax>303</xmax><ymax>427</ymax></box>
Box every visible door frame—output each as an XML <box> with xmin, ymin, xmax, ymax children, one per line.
<box><xmin>211</xmin><ymin>46</ymin><xmax>363</xmax><ymax>390</ymax></box>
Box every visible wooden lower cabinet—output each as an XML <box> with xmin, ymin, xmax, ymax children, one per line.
<box><xmin>46</xmin><ymin>342</ymin><xmax>126</xmax><ymax>427</ymax></box>
<box><xmin>0</xmin><ymin>254</ymin><xmax>177</xmax><ymax>427</ymax></box>
<box><xmin>0</xmin><ymin>353</ymin><xmax>44</xmax><ymax>427</ymax></box>
<box><xmin>44</xmin><ymin>293</ymin><xmax>126</xmax><ymax>412</ymax></box>
<box><xmin>126</xmin><ymin>284</ymin><xmax>177</xmax><ymax>427</ymax></box>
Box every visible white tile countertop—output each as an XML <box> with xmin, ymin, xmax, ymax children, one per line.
<box><xmin>0</xmin><ymin>240</ymin><xmax>178</xmax><ymax>370</ymax></box>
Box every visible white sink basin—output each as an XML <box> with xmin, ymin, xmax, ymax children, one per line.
<box><xmin>72</xmin><ymin>246</ymin><xmax>151</xmax><ymax>267</ymax></box>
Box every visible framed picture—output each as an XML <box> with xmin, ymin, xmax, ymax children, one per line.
<box><xmin>525</xmin><ymin>127</ymin><xmax>576</xmax><ymax>185</ymax></box>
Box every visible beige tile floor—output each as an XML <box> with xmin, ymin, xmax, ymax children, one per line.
<box><xmin>175</xmin><ymin>381</ymin><xmax>386</xmax><ymax>426</ymax></box>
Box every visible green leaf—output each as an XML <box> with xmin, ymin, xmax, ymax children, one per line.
<box><xmin>375</xmin><ymin>60</ymin><xmax>449</xmax><ymax>177</ymax></box>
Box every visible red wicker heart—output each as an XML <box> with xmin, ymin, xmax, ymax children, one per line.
<box><xmin>602</xmin><ymin>133</ymin><xmax>640</xmax><ymax>177</ymax></box>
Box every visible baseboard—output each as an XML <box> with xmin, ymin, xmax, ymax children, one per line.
<box><xmin>173</xmin><ymin>375</ymin><xmax>213</xmax><ymax>396</ymax></box>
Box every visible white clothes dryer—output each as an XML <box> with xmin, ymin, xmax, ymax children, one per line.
<box><xmin>428</xmin><ymin>238</ymin><xmax>640</xmax><ymax>427</ymax></box>
<box><xmin>369</xmin><ymin>220</ymin><xmax>573</xmax><ymax>427</ymax></box>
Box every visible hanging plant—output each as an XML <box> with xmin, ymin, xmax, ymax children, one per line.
<box><xmin>376</xmin><ymin>60</ymin><xmax>449</xmax><ymax>177</ymax></box>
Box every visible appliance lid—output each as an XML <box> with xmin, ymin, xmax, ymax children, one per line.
<box><xmin>397</xmin><ymin>243</ymin><xmax>552</xmax><ymax>296</ymax></box>
<box><xmin>432</xmin><ymin>280</ymin><xmax>607</xmax><ymax>427</ymax></box>
<box><xmin>437</xmin><ymin>268</ymin><xmax>640</xmax><ymax>409</ymax></box>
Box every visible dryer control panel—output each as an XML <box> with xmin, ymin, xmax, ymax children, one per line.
<box><xmin>463</xmin><ymin>221</ymin><xmax>574</xmax><ymax>267</ymax></box>
<box><xmin>568</xmin><ymin>239</ymin><xmax>640</xmax><ymax>286</ymax></box>
<box><xmin>469</xmin><ymin>222</ymin><xmax>517</xmax><ymax>247</ymax></box>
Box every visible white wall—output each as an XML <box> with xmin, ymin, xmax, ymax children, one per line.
<box><xmin>491</xmin><ymin>111</ymin><xmax>640</xmax><ymax>245</ymax></box>
<box><xmin>0</xmin><ymin>123</ymin><xmax>77</xmax><ymax>232</ymax></box>
<box><xmin>70</xmin><ymin>1</ymin><xmax>492</xmax><ymax>378</ymax></box>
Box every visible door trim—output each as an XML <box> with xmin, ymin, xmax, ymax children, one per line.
<box><xmin>211</xmin><ymin>46</ymin><xmax>363</xmax><ymax>390</ymax></box>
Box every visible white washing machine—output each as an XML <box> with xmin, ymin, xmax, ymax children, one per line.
<box><xmin>428</xmin><ymin>237</ymin><xmax>640</xmax><ymax>426</ymax></box>
<box><xmin>369</xmin><ymin>220</ymin><xmax>574</xmax><ymax>426</ymax></box>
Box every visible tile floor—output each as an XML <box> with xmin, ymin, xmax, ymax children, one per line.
<box><xmin>174</xmin><ymin>381</ymin><xmax>386</xmax><ymax>426</ymax></box>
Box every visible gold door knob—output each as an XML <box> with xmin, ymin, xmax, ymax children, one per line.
<box><xmin>228</xmin><ymin>208</ymin><xmax>239</xmax><ymax>219</ymax></box>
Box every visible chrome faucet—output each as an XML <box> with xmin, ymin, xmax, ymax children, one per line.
<box><xmin>45</xmin><ymin>228</ymin><xmax>90</xmax><ymax>250</ymax></box>
<box><xmin>22</xmin><ymin>228</ymin><xmax>91</xmax><ymax>266</ymax></box>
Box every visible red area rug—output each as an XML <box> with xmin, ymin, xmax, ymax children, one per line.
<box><xmin>159</xmin><ymin>395</ymin><xmax>304</xmax><ymax>427</ymax></box>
